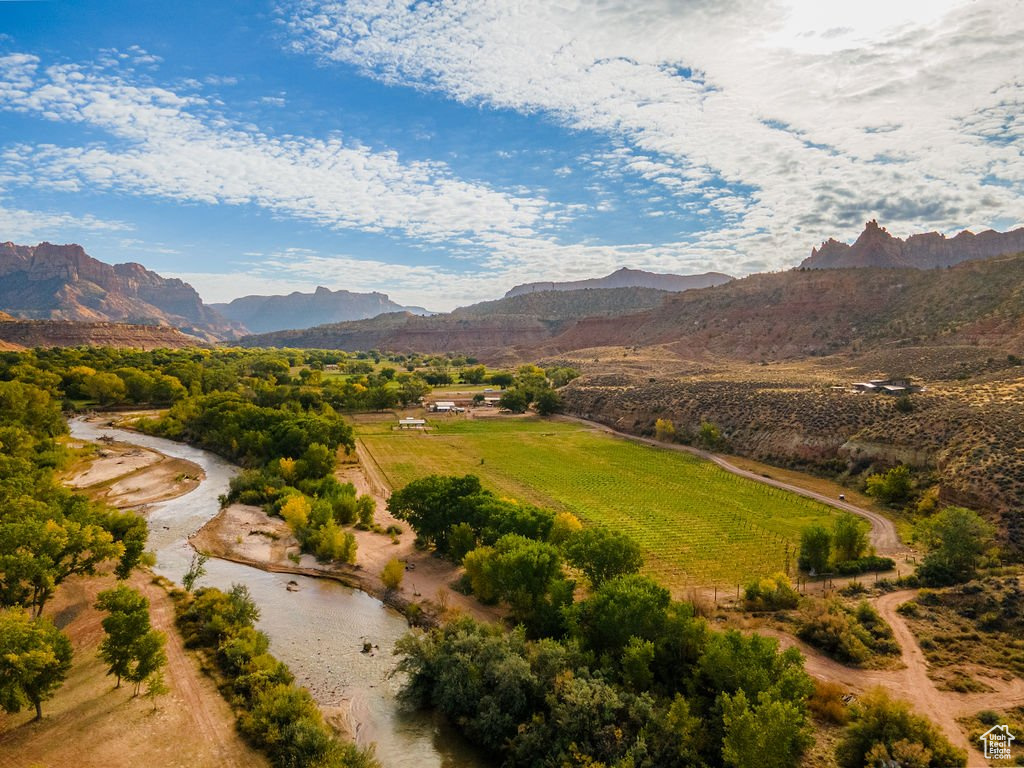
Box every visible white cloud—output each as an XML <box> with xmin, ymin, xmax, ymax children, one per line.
<box><xmin>0</xmin><ymin>197</ymin><xmax>131</xmax><ymax>241</ymax></box>
<box><xmin>0</xmin><ymin>53</ymin><xmax>558</xmax><ymax>247</ymax></box>
<box><xmin>283</xmin><ymin>0</ymin><xmax>1024</xmax><ymax>266</ymax></box>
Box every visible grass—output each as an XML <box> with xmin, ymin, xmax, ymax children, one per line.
<box><xmin>356</xmin><ymin>413</ymin><xmax>841</xmax><ymax>588</ymax></box>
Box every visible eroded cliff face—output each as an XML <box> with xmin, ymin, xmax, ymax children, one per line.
<box><xmin>802</xmin><ymin>220</ymin><xmax>1024</xmax><ymax>270</ymax></box>
<box><xmin>0</xmin><ymin>319</ymin><xmax>202</xmax><ymax>350</ymax></box>
<box><xmin>0</xmin><ymin>241</ymin><xmax>240</xmax><ymax>341</ymax></box>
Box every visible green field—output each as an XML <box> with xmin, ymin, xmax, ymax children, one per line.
<box><xmin>356</xmin><ymin>414</ymin><xmax>840</xmax><ymax>588</ymax></box>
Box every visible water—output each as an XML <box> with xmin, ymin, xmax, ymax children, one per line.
<box><xmin>69</xmin><ymin>418</ymin><xmax>489</xmax><ymax>768</ymax></box>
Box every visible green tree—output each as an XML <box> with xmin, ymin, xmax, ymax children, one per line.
<box><xmin>721</xmin><ymin>689</ymin><xmax>812</xmax><ymax>768</ymax></box>
<box><xmin>567</xmin><ymin>574</ymin><xmax>670</xmax><ymax>656</ymax></box>
<box><xmin>836</xmin><ymin>688</ymin><xmax>965</xmax><ymax>768</ymax></box>
<box><xmin>798</xmin><ymin>525</ymin><xmax>831</xmax><ymax>573</ymax></box>
<box><xmin>84</xmin><ymin>372</ymin><xmax>127</xmax><ymax>405</ymax></box>
<box><xmin>0</xmin><ymin>609</ymin><xmax>73</xmax><ymax>720</ymax></box>
<box><xmin>487</xmin><ymin>372</ymin><xmax>515</xmax><ymax>389</ymax></box>
<box><xmin>864</xmin><ymin>465</ymin><xmax>913</xmax><ymax>505</ymax></box>
<box><xmin>461</xmin><ymin>365</ymin><xmax>487</xmax><ymax>384</ymax></box>
<box><xmin>182</xmin><ymin>552</ymin><xmax>209</xmax><ymax>593</ymax></box>
<box><xmin>533</xmin><ymin>388</ymin><xmax>562</xmax><ymax>416</ymax></box>
<box><xmin>565</xmin><ymin>527</ymin><xmax>644</xmax><ymax>586</ymax></box>
<box><xmin>125</xmin><ymin>629</ymin><xmax>167</xmax><ymax>696</ymax></box>
<box><xmin>916</xmin><ymin>506</ymin><xmax>995</xmax><ymax>584</ymax></box>
<box><xmin>355</xmin><ymin>494</ymin><xmax>375</xmax><ymax>528</ymax></box>
<box><xmin>698</xmin><ymin>421</ymin><xmax>723</xmax><ymax>449</ymax></box>
<box><xmin>95</xmin><ymin>584</ymin><xmax>150</xmax><ymax>687</ymax></box>
<box><xmin>388</xmin><ymin>474</ymin><xmax>483</xmax><ymax>554</ymax></box>
<box><xmin>831</xmin><ymin>513</ymin><xmax>868</xmax><ymax>563</ymax></box>
<box><xmin>498</xmin><ymin>389</ymin><xmax>529</xmax><ymax>413</ymax></box>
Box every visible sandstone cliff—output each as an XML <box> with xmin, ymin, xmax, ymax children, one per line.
<box><xmin>0</xmin><ymin>241</ymin><xmax>240</xmax><ymax>342</ymax></box>
<box><xmin>801</xmin><ymin>220</ymin><xmax>1024</xmax><ymax>269</ymax></box>
<box><xmin>0</xmin><ymin>318</ymin><xmax>202</xmax><ymax>350</ymax></box>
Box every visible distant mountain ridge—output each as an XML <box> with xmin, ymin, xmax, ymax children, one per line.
<box><xmin>504</xmin><ymin>267</ymin><xmax>732</xmax><ymax>297</ymax></box>
<box><xmin>238</xmin><ymin>286</ymin><xmax>675</xmax><ymax>353</ymax></box>
<box><xmin>800</xmin><ymin>220</ymin><xmax>1024</xmax><ymax>270</ymax></box>
<box><xmin>0</xmin><ymin>241</ymin><xmax>238</xmax><ymax>342</ymax></box>
<box><xmin>212</xmin><ymin>286</ymin><xmax>430</xmax><ymax>335</ymax></box>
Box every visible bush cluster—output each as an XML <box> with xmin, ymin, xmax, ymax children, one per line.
<box><xmin>177</xmin><ymin>584</ymin><xmax>376</xmax><ymax>768</ymax></box>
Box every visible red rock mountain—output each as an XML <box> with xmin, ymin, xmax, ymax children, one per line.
<box><xmin>800</xmin><ymin>220</ymin><xmax>1024</xmax><ymax>269</ymax></box>
<box><xmin>0</xmin><ymin>242</ymin><xmax>239</xmax><ymax>341</ymax></box>
<box><xmin>505</xmin><ymin>267</ymin><xmax>732</xmax><ymax>297</ymax></box>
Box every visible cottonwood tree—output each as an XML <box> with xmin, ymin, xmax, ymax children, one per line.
<box><xmin>565</xmin><ymin>527</ymin><xmax>643</xmax><ymax>586</ymax></box>
<box><xmin>0</xmin><ymin>609</ymin><xmax>73</xmax><ymax>720</ymax></box>
<box><xmin>95</xmin><ymin>584</ymin><xmax>167</xmax><ymax>694</ymax></box>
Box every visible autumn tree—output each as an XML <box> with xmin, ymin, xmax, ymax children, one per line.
<box><xmin>0</xmin><ymin>609</ymin><xmax>73</xmax><ymax>720</ymax></box>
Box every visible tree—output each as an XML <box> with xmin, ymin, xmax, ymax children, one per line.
<box><xmin>916</xmin><ymin>506</ymin><xmax>995</xmax><ymax>584</ymax></box>
<box><xmin>461</xmin><ymin>365</ymin><xmax>487</xmax><ymax>384</ymax></box>
<box><xmin>0</xmin><ymin>494</ymin><xmax>122</xmax><ymax>615</ymax></box>
<box><xmin>864</xmin><ymin>465</ymin><xmax>913</xmax><ymax>505</ymax></box>
<box><xmin>721</xmin><ymin>689</ymin><xmax>812</xmax><ymax>768</ymax></box>
<box><xmin>381</xmin><ymin>558</ymin><xmax>404</xmax><ymax>592</ymax></box>
<box><xmin>831</xmin><ymin>513</ymin><xmax>868</xmax><ymax>563</ymax></box>
<box><xmin>487</xmin><ymin>372</ymin><xmax>514</xmax><ymax>389</ymax></box>
<box><xmin>0</xmin><ymin>609</ymin><xmax>73</xmax><ymax>720</ymax></box>
<box><xmin>125</xmin><ymin>629</ymin><xmax>167</xmax><ymax>696</ymax></box>
<box><xmin>84</xmin><ymin>372</ymin><xmax>127</xmax><ymax>405</ymax></box>
<box><xmin>548</xmin><ymin>511</ymin><xmax>583</xmax><ymax>546</ymax></box>
<box><xmin>798</xmin><ymin>525</ymin><xmax>831</xmax><ymax>574</ymax></box>
<box><xmin>498</xmin><ymin>389</ymin><xmax>529</xmax><ymax>413</ymax></box>
<box><xmin>533</xmin><ymin>389</ymin><xmax>562</xmax><ymax>416</ymax></box>
<box><xmin>355</xmin><ymin>494</ymin><xmax>375</xmax><ymax>528</ymax></box>
<box><xmin>182</xmin><ymin>552</ymin><xmax>209</xmax><ymax>593</ymax></box>
<box><xmin>655</xmin><ymin>418</ymin><xmax>676</xmax><ymax>442</ymax></box>
<box><xmin>388</xmin><ymin>474</ymin><xmax>484</xmax><ymax>553</ymax></box>
<box><xmin>698</xmin><ymin>421</ymin><xmax>723</xmax><ymax>449</ymax></box>
<box><xmin>95</xmin><ymin>584</ymin><xmax>150</xmax><ymax>688</ymax></box>
<box><xmin>836</xmin><ymin>688</ymin><xmax>965</xmax><ymax>768</ymax></box>
<box><xmin>565</xmin><ymin>527</ymin><xmax>643</xmax><ymax>586</ymax></box>
<box><xmin>567</xmin><ymin>574</ymin><xmax>671</xmax><ymax>656</ymax></box>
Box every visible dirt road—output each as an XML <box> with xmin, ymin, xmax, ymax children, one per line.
<box><xmin>559</xmin><ymin>414</ymin><xmax>903</xmax><ymax>555</ymax></box>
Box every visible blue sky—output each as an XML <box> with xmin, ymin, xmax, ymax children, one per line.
<box><xmin>1</xmin><ymin>0</ymin><xmax>1021</xmax><ymax>310</ymax></box>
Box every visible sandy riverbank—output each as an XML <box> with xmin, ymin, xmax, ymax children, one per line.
<box><xmin>64</xmin><ymin>432</ymin><xmax>204</xmax><ymax>509</ymax></box>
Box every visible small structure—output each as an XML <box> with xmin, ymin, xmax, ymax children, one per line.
<box><xmin>483</xmin><ymin>396</ymin><xmax>502</xmax><ymax>407</ymax></box>
<box><xmin>851</xmin><ymin>377</ymin><xmax>922</xmax><ymax>395</ymax></box>
<box><xmin>397</xmin><ymin>417</ymin><xmax>426</xmax><ymax>430</ymax></box>
<box><xmin>430</xmin><ymin>401</ymin><xmax>456</xmax><ymax>413</ymax></box>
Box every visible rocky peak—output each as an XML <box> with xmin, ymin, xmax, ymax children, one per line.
<box><xmin>800</xmin><ymin>221</ymin><xmax>1024</xmax><ymax>270</ymax></box>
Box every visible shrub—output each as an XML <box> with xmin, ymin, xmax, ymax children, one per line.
<box><xmin>744</xmin><ymin>573</ymin><xmax>799</xmax><ymax>611</ymax></box>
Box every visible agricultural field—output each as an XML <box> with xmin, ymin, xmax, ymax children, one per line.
<box><xmin>355</xmin><ymin>413</ymin><xmax>842</xmax><ymax>588</ymax></box>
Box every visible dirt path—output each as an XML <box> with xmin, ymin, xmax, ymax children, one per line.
<box><xmin>762</xmin><ymin>589</ymin><xmax>1024</xmax><ymax>766</ymax></box>
<box><xmin>0</xmin><ymin>573</ymin><xmax>266</xmax><ymax>768</ymax></box>
<box><xmin>558</xmin><ymin>414</ymin><xmax>903</xmax><ymax>556</ymax></box>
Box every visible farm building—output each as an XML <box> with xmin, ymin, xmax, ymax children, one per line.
<box><xmin>430</xmin><ymin>401</ymin><xmax>456</xmax><ymax>412</ymax></box>
<box><xmin>852</xmin><ymin>377</ymin><xmax>922</xmax><ymax>394</ymax></box>
<box><xmin>397</xmin><ymin>417</ymin><xmax>426</xmax><ymax>430</ymax></box>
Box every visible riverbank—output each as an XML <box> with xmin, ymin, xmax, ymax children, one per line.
<box><xmin>190</xmin><ymin>499</ymin><xmax>505</xmax><ymax>626</ymax></box>
<box><xmin>64</xmin><ymin>429</ymin><xmax>204</xmax><ymax>509</ymax></box>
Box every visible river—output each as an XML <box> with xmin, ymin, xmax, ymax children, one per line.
<box><xmin>69</xmin><ymin>418</ymin><xmax>488</xmax><ymax>768</ymax></box>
